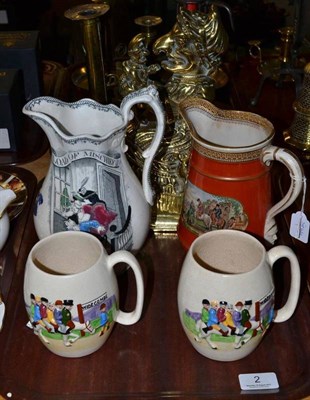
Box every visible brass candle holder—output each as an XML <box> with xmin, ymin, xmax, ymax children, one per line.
<box><xmin>249</xmin><ymin>26</ymin><xmax>305</xmax><ymax>106</ymax></box>
<box><xmin>65</xmin><ymin>3</ymin><xmax>110</xmax><ymax>104</ymax></box>
<box><xmin>134</xmin><ymin>15</ymin><xmax>162</xmax><ymax>48</ymax></box>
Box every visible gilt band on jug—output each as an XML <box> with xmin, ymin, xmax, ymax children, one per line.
<box><xmin>192</xmin><ymin>140</ymin><xmax>265</xmax><ymax>163</ymax></box>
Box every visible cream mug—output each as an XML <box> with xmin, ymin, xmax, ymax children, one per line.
<box><xmin>24</xmin><ymin>231</ymin><xmax>144</xmax><ymax>358</ymax></box>
<box><xmin>177</xmin><ymin>230</ymin><xmax>300</xmax><ymax>362</ymax></box>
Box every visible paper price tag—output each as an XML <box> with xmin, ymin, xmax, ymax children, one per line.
<box><xmin>290</xmin><ymin>211</ymin><xmax>309</xmax><ymax>243</ymax></box>
<box><xmin>0</xmin><ymin>129</ymin><xmax>10</xmax><ymax>149</ymax></box>
<box><xmin>0</xmin><ymin>300</ymin><xmax>5</xmax><ymax>332</ymax></box>
<box><xmin>238</xmin><ymin>372</ymin><xmax>279</xmax><ymax>391</ymax></box>
<box><xmin>0</xmin><ymin>10</ymin><xmax>8</xmax><ymax>24</ymax></box>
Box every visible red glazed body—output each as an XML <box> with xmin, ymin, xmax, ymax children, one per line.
<box><xmin>178</xmin><ymin>146</ymin><xmax>272</xmax><ymax>250</ymax></box>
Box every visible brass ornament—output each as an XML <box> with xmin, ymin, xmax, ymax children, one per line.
<box><xmin>118</xmin><ymin>33</ymin><xmax>160</xmax><ymax>98</ymax></box>
<box><xmin>153</xmin><ymin>5</ymin><xmax>229</xmax><ymax>101</ymax></box>
<box><xmin>126</xmin><ymin>121</ymin><xmax>190</xmax><ymax>234</ymax></box>
<box><xmin>124</xmin><ymin>6</ymin><xmax>230</xmax><ymax>234</ymax></box>
<box><xmin>284</xmin><ymin>62</ymin><xmax>310</xmax><ymax>155</ymax></box>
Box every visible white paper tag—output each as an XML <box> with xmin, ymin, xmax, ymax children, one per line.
<box><xmin>239</xmin><ymin>372</ymin><xmax>279</xmax><ymax>391</ymax></box>
<box><xmin>0</xmin><ymin>129</ymin><xmax>10</xmax><ymax>149</ymax></box>
<box><xmin>290</xmin><ymin>211</ymin><xmax>310</xmax><ymax>243</ymax></box>
<box><xmin>0</xmin><ymin>10</ymin><xmax>8</xmax><ymax>24</ymax></box>
<box><xmin>0</xmin><ymin>301</ymin><xmax>5</xmax><ymax>332</ymax></box>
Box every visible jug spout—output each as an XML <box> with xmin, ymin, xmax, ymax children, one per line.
<box><xmin>22</xmin><ymin>97</ymin><xmax>75</xmax><ymax>154</ymax></box>
<box><xmin>178</xmin><ymin>97</ymin><xmax>223</xmax><ymax>139</ymax></box>
<box><xmin>179</xmin><ymin>97</ymin><xmax>274</xmax><ymax>149</ymax></box>
<box><xmin>0</xmin><ymin>188</ymin><xmax>16</xmax><ymax>218</ymax></box>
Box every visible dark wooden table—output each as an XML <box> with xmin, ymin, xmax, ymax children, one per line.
<box><xmin>0</xmin><ymin>60</ymin><xmax>309</xmax><ymax>400</ymax></box>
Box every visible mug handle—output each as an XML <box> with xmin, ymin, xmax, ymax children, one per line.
<box><xmin>262</xmin><ymin>145</ymin><xmax>304</xmax><ymax>244</ymax></box>
<box><xmin>107</xmin><ymin>250</ymin><xmax>144</xmax><ymax>325</ymax></box>
<box><xmin>267</xmin><ymin>245</ymin><xmax>301</xmax><ymax>323</ymax></box>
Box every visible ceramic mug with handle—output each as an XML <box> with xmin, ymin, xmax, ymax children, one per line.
<box><xmin>24</xmin><ymin>231</ymin><xmax>144</xmax><ymax>358</ymax></box>
<box><xmin>177</xmin><ymin>229</ymin><xmax>300</xmax><ymax>362</ymax></box>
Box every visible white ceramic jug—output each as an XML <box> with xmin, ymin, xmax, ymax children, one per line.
<box><xmin>23</xmin><ymin>86</ymin><xmax>165</xmax><ymax>252</ymax></box>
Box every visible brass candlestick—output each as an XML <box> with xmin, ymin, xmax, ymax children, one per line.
<box><xmin>249</xmin><ymin>26</ymin><xmax>305</xmax><ymax>106</ymax></box>
<box><xmin>65</xmin><ymin>3</ymin><xmax>110</xmax><ymax>104</ymax></box>
<box><xmin>134</xmin><ymin>15</ymin><xmax>162</xmax><ymax>48</ymax></box>
<box><xmin>279</xmin><ymin>26</ymin><xmax>295</xmax><ymax>65</ymax></box>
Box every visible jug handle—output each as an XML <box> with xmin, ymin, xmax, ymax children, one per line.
<box><xmin>120</xmin><ymin>85</ymin><xmax>165</xmax><ymax>205</ymax></box>
<box><xmin>262</xmin><ymin>145</ymin><xmax>304</xmax><ymax>244</ymax></box>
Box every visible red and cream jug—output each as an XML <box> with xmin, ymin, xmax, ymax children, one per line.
<box><xmin>177</xmin><ymin>98</ymin><xmax>304</xmax><ymax>249</ymax></box>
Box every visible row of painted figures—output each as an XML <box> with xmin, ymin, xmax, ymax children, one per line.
<box><xmin>28</xmin><ymin>294</ymin><xmax>111</xmax><ymax>347</ymax></box>
<box><xmin>185</xmin><ymin>298</ymin><xmax>274</xmax><ymax>350</ymax></box>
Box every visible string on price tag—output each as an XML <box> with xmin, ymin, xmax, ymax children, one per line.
<box><xmin>290</xmin><ymin>177</ymin><xmax>309</xmax><ymax>244</ymax></box>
